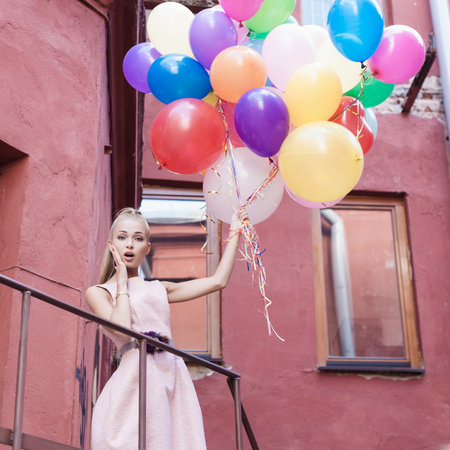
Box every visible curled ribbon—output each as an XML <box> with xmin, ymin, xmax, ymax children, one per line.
<box><xmin>215</xmin><ymin>99</ymin><xmax>284</xmax><ymax>341</ymax></box>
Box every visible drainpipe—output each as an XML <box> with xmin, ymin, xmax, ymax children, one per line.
<box><xmin>429</xmin><ymin>0</ymin><xmax>450</xmax><ymax>138</ymax></box>
<box><xmin>320</xmin><ymin>209</ymin><xmax>355</xmax><ymax>357</ymax></box>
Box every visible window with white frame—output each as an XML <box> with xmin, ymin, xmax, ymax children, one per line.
<box><xmin>301</xmin><ymin>0</ymin><xmax>333</xmax><ymax>26</ymax></box>
<box><xmin>301</xmin><ymin>0</ymin><xmax>390</xmax><ymax>27</ymax></box>
<box><xmin>139</xmin><ymin>186</ymin><xmax>222</xmax><ymax>360</ymax></box>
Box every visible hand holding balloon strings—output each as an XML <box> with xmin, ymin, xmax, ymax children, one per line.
<box><xmin>216</xmin><ymin>98</ymin><xmax>284</xmax><ymax>341</ymax></box>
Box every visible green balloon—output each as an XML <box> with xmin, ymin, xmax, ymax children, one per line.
<box><xmin>248</xmin><ymin>15</ymin><xmax>298</xmax><ymax>40</ymax></box>
<box><xmin>244</xmin><ymin>0</ymin><xmax>296</xmax><ymax>34</ymax></box>
<box><xmin>248</xmin><ymin>30</ymin><xmax>269</xmax><ymax>40</ymax></box>
<box><xmin>345</xmin><ymin>72</ymin><xmax>395</xmax><ymax>108</ymax></box>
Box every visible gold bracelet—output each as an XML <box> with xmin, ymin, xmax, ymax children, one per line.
<box><xmin>115</xmin><ymin>291</ymin><xmax>129</xmax><ymax>300</ymax></box>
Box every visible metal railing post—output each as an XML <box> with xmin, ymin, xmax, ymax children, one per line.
<box><xmin>12</xmin><ymin>291</ymin><xmax>31</xmax><ymax>450</ymax></box>
<box><xmin>0</xmin><ymin>274</ymin><xmax>259</xmax><ymax>449</ymax></box>
<box><xmin>231</xmin><ymin>377</ymin><xmax>243</xmax><ymax>450</ymax></box>
<box><xmin>138</xmin><ymin>339</ymin><xmax>147</xmax><ymax>450</ymax></box>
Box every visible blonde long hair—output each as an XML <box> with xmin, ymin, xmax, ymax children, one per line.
<box><xmin>98</xmin><ymin>207</ymin><xmax>150</xmax><ymax>284</ymax></box>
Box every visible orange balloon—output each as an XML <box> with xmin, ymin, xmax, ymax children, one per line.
<box><xmin>210</xmin><ymin>46</ymin><xmax>267</xmax><ymax>103</ymax></box>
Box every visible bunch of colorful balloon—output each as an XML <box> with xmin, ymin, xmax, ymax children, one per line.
<box><xmin>123</xmin><ymin>0</ymin><xmax>426</xmax><ymax>217</ymax></box>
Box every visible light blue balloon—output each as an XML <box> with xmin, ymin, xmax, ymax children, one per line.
<box><xmin>147</xmin><ymin>54</ymin><xmax>211</xmax><ymax>104</ymax></box>
<box><xmin>243</xmin><ymin>38</ymin><xmax>265</xmax><ymax>54</ymax></box>
<box><xmin>327</xmin><ymin>0</ymin><xmax>384</xmax><ymax>62</ymax></box>
<box><xmin>364</xmin><ymin>108</ymin><xmax>378</xmax><ymax>138</ymax></box>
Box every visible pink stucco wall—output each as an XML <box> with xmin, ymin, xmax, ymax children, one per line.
<box><xmin>141</xmin><ymin>2</ymin><xmax>450</xmax><ymax>449</ymax></box>
<box><xmin>195</xmin><ymin>113</ymin><xmax>450</xmax><ymax>450</ymax></box>
<box><xmin>1</xmin><ymin>0</ymin><xmax>448</xmax><ymax>448</ymax></box>
<box><xmin>0</xmin><ymin>0</ymin><xmax>112</xmax><ymax>447</ymax></box>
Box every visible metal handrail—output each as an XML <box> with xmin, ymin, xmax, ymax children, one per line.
<box><xmin>0</xmin><ymin>273</ymin><xmax>259</xmax><ymax>450</ymax></box>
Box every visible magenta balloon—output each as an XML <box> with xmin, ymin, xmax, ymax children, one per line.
<box><xmin>219</xmin><ymin>0</ymin><xmax>264</xmax><ymax>21</ymax></box>
<box><xmin>234</xmin><ymin>88</ymin><xmax>290</xmax><ymax>157</ymax></box>
<box><xmin>285</xmin><ymin>185</ymin><xmax>343</xmax><ymax>208</ymax></box>
<box><xmin>368</xmin><ymin>25</ymin><xmax>426</xmax><ymax>84</ymax></box>
<box><xmin>123</xmin><ymin>42</ymin><xmax>161</xmax><ymax>93</ymax></box>
<box><xmin>190</xmin><ymin>9</ymin><xmax>237</xmax><ymax>69</ymax></box>
<box><xmin>237</xmin><ymin>24</ymin><xmax>250</xmax><ymax>45</ymax></box>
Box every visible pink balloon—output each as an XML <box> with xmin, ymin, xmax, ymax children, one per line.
<box><xmin>236</xmin><ymin>23</ymin><xmax>250</xmax><ymax>45</ymax></box>
<box><xmin>285</xmin><ymin>185</ymin><xmax>343</xmax><ymax>209</ymax></box>
<box><xmin>262</xmin><ymin>24</ymin><xmax>316</xmax><ymax>91</ymax></box>
<box><xmin>368</xmin><ymin>25</ymin><xmax>426</xmax><ymax>84</ymax></box>
<box><xmin>203</xmin><ymin>147</ymin><xmax>284</xmax><ymax>224</ymax></box>
<box><xmin>219</xmin><ymin>0</ymin><xmax>264</xmax><ymax>21</ymax></box>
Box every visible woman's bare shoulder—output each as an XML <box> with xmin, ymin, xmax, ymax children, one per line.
<box><xmin>86</xmin><ymin>285</ymin><xmax>111</xmax><ymax>304</ymax></box>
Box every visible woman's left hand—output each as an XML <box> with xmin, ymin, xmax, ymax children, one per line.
<box><xmin>230</xmin><ymin>207</ymin><xmax>248</xmax><ymax>233</ymax></box>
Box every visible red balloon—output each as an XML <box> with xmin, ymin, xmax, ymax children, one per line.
<box><xmin>220</xmin><ymin>100</ymin><xmax>244</xmax><ymax>147</ymax></box>
<box><xmin>330</xmin><ymin>96</ymin><xmax>374</xmax><ymax>154</ymax></box>
<box><xmin>150</xmin><ymin>99</ymin><xmax>227</xmax><ymax>174</ymax></box>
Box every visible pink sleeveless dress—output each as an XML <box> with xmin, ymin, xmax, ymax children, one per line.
<box><xmin>90</xmin><ymin>277</ymin><xmax>206</xmax><ymax>450</ymax></box>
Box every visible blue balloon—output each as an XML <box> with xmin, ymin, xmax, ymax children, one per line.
<box><xmin>147</xmin><ymin>54</ymin><xmax>211</xmax><ymax>104</ymax></box>
<box><xmin>244</xmin><ymin>38</ymin><xmax>265</xmax><ymax>54</ymax></box>
<box><xmin>327</xmin><ymin>0</ymin><xmax>384</xmax><ymax>62</ymax></box>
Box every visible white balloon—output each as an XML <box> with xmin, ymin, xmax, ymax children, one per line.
<box><xmin>316</xmin><ymin>38</ymin><xmax>362</xmax><ymax>92</ymax></box>
<box><xmin>146</xmin><ymin>2</ymin><xmax>194</xmax><ymax>57</ymax></box>
<box><xmin>262</xmin><ymin>24</ymin><xmax>316</xmax><ymax>91</ymax></box>
<box><xmin>203</xmin><ymin>148</ymin><xmax>284</xmax><ymax>224</ymax></box>
<box><xmin>303</xmin><ymin>25</ymin><xmax>328</xmax><ymax>51</ymax></box>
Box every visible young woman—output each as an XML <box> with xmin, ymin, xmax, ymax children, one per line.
<box><xmin>86</xmin><ymin>207</ymin><xmax>246</xmax><ymax>449</ymax></box>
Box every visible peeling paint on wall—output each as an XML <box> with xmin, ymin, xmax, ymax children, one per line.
<box><xmin>376</xmin><ymin>75</ymin><xmax>445</xmax><ymax>123</ymax></box>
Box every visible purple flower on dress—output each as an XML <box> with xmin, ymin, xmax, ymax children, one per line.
<box><xmin>142</xmin><ymin>331</ymin><xmax>170</xmax><ymax>354</ymax></box>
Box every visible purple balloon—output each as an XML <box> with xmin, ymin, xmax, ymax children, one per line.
<box><xmin>123</xmin><ymin>42</ymin><xmax>161</xmax><ymax>93</ymax></box>
<box><xmin>234</xmin><ymin>88</ymin><xmax>290</xmax><ymax>157</ymax></box>
<box><xmin>189</xmin><ymin>9</ymin><xmax>237</xmax><ymax>70</ymax></box>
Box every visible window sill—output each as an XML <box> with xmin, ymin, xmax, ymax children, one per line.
<box><xmin>317</xmin><ymin>362</ymin><xmax>425</xmax><ymax>375</ymax></box>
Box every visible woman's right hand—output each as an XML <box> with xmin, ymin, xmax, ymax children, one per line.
<box><xmin>109</xmin><ymin>244</ymin><xmax>128</xmax><ymax>289</ymax></box>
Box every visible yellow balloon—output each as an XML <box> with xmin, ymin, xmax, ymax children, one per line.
<box><xmin>316</xmin><ymin>38</ymin><xmax>363</xmax><ymax>92</ymax></box>
<box><xmin>202</xmin><ymin>90</ymin><xmax>218</xmax><ymax>107</ymax></box>
<box><xmin>146</xmin><ymin>2</ymin><xmax>194</xmax><ymax>57</ymax></box>
<box><xmin>279</xmin><ymin>121</ymin><xmax>364</xmax><ymax>202</ymax></box>
<box><xmin>285</xmin><ymin>62</ymin><xmax>342</xmax><ymax>126</ymax></box>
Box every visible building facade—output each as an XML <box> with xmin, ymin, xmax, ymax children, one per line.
<box><xmin>1</xmin><ymin>0</ymin><xmax>450</xmax><ymax>449</ymax></box>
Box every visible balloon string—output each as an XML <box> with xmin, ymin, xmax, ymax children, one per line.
<box><xmin>229</xmin><ymin>220</ymin><xmax>285</xmax><ymax>342</ymax></box>
<box><xmin>329</xmin><ymin>63</ymin><xmax>368</xmax><ymax>123</ymax></box>
<box><xmin>242</xmin><ymin>162</ymin><xmax>279</xmax><ymax>208</ymax></box>
<box><xmin>357</xmin><ymin>63</ymin><xmax>368</xmax><ymax>105</ymax></box>
<box><xmin>199</xmin><ymin>209</ymin><xmax>216</xmax><ymax>255</ymax></box>
<box><xmin>215</xmin><ymin>97</ymin><xmax>283</xmax><ymax>340</ymax></box>
<box><xmin>216</xmin><ymin>98</ymin><xmax>242</xmax><ymax>203</ymax></box>
<box><xmin>329</xmin><ymin>63</ymin><xmax>369</xmax><ymax>150</ymax></box>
